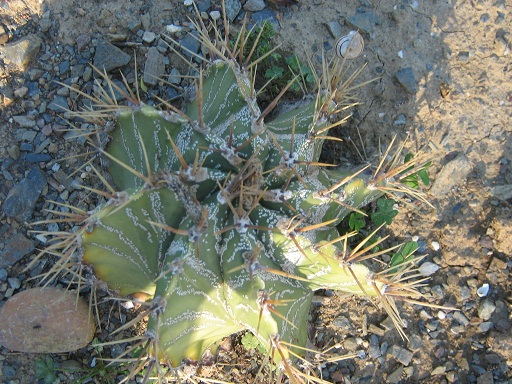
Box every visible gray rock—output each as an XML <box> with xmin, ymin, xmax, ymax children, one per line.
<box><xmin>210</xmin><ymin>11</ymin><xmax>221</xmax><ymax>21</ymax></box>
<box><xmin>0</xmin><ymin>34</ymin><xmax>43</xmax><ymax>71</ymax></box>
<box><xmin>478</xmin><ymin>299</ymin><xmax>496</xmax><ymax>320</ymax></box>
<box><xmin>12</xmin><ymin>115</ymin><xmax>36</xmax><ymax>128</ymax></box>
<box><xmin>369</xmin><ymin>334</ymin><xmax>381</xmax><ymax>358</ymax></box>
<box><xmin>179</xmin><ymin>31</ymin><xmax>201</xmax><ymax>58</ymax></box>
<box><xmin>393</xmin><ymin>114</ymin><xmax>407</xmax><ymax>126</ymax></box>
<box><xmin>489</xmin><ymin>185</ymin><xmax>512</xmax><ymax>201</ymax></box>
<box><xmin>93</xmin><ymin>40</ymin><xmax>131</xmax><ymax>72</ymax></box>
<box><xmin>387</xmin><ymin>366</ymin><xmax>403</xmax><ymax>384</ymax></box>
<box><xmin>75</xmin><ymin>34</ymin><xmax>91</xmax><ymax>52</ymax></box>
<box><xmin>2</xmin><ymin>167</ymin><xmax>47</xmax><ymax>220</ymax></box>
<box><xmin>0</xmin><ymin>233</ymin><xmax>35</xmax><ymax>269</ymax></box>
<box><xmin>388</xmin><ymin>345</ymin><xmax>414</xmax><ymax>366</ymax></box>
<box><xmin>196</xmin><ymin>0</ymin><xmax>212</xmax><ymax>12</ymax></box>
<box><xmin>48</xmin><ymin>95</ymin><xmax>69</xmax><ymax>112</ymax></box>
<box><xmin>332</xmin><ymin>315</ymin><xmax>352</xmax><ymax>330</ymax></box>
<box><xmin>431</xmin><ymin>366</ymin><xmax>447</xmax><ymax>375</ymax></box>
<box><xmin>27</xmin><ymin>68</ymin><xmax>44</xmax><ymax>81</ymax></box>
<box><xmin>39</xmin><ymin>18</ymin><xmax>52</xmax><ymax>33</ymax></box>
<box><xmin>453</xmin><ymin>311</ymin><xmax>470</xmax><ymax>326</ymax></box>
<box><xmin>142</xmin><ymin>31</ymin><xmax>157</xmax><ymax>44</ymax></box>
<box><xmin>345</xmin><ymin>11</ymin><xmax>380</xmax><ymax>35</ymax></box>
<box><xmin>0</xmin><ymin>268</ymin><xmax>8</xmax><ymax>280</ymax></box>
<box><xmin>407</xmin><ymin>334</ymin><xmax>423</xmax><ymax>351</ymax></box>
<box><xmin>224</xmin><ymin>0</ymin><xmax>242</xmax><ymax>21</ymax></box>
<box><xmin>251</xmin><ymin>9</ymin><xmax>279</xmax><ymax>30</ymax></box>
<box><xmin>395</xmin><ymin>67</ymin><xmax>418</xmax><ymax>94</ymax></box>
<box><xmin>7</xmin><ymin>277</ymin><xmax>21</xmax><ymax>289</ymax></box>
<box><xmin>343</xmin><ymin>337</ymin><xmax>358</xmax><ymax>351</ymax></box>
<box><xmin>325</xmin><ymin>20</ymin><xmax>343</xmax><ymax>39</ymax></box>
<box><xmin>494</xmin><ymin>35</ymin><xmax>510</xmax><ymax>56</ymax></box>
<box><xmin>419</xmin><ymin>261</ymin><xmax>440</xmax><ymax>276</ymax></box>
<box><xmin>144</xmin><ymin>47</ymin><xmax>166</xmax><ymax>86</ymax></box>
<box><xmin>168</xmin><ymin>68</ymin><xmax>181</xmax><ymax>85</ymax></box>
<box><xmin>457</xmin><ymin>51</ymin><xmax>470</xmax><ymax>62</ymax></box>
<box><xmin>26</xmin><ymin>153</ymin><xmax>52</xmax><ymax>163</ymax></box>
<box><xmin>430</xmin><ymin>154</ymin><xmax>472</xmax><ymax>197</ymax></box>
<box><xmin>476</xmin><ymin>371</ymin><xmax>494</xmax><ymax>384</ymax></box>
<box><xmin>14</xmin><ymin>86</ymin><xmax>28</xmax><ymax>98</ymax></box>
<box><xmin>244</xmin><ymin>0</ymin><xmax>266</xmax><ymax>12</ymax></box>
<box><xmin>478</xmin><ymin>321</ymin><xmax>493</xmax><ymax>332</ymax></box>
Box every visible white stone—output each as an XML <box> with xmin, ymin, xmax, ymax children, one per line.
<box><xmin>419</xmin><ymin>261</ymin><xmax>440</xmax><ymax>276</ymax></box>
<box><xmin>165</xmin><ymin>24</ymin><xmax>183</xmax><ymax>34</ymax></box>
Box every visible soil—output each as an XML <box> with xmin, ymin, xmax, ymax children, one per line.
<box><xmin>0</xmin><ymin>0</ymin><xmax>511</xmax><ymax>383</ymax></box>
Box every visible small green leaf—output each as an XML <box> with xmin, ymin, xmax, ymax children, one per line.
<box><xmin>140</xmin><ymin>78</ymin><xmax>147</xmax><ymax>93</ymax></box>
<box><xmin>370</xmin><ymin>198</ymin><xmax>398</xmax><ymax>227</ymax></box>
<box><xmin>418</xmin><ymin>162</ymin><xmax>431</xmax><ymax>186</ymax></box>
<box><xmin>241</xmin><ymin>332</ymin><xmax>266</xmax><ymax>354</ymax></box>
<box><xmin>348</xmin><ymin>212</ymin><xmax>366</xmax><ymax>232</ymax></box>
<box><xmin>265</xmin><ymin>66</ymin><xmax>284</xmax><ymax>79</ymax></box>
<box><xmin>390</xmin><ymin>241</ymin><xmax>418</xmax><ymax>269</ymax></box>
<box><xmin>35</xmin><ymin>356</ymin><xmax>58</xmax><ymax>384</ymax></box>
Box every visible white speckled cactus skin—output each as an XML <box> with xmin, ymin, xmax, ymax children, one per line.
<box><xmin>34</xmin><ymin>17</ymin><xmax>435</xmax><ymax>382</ymax></box>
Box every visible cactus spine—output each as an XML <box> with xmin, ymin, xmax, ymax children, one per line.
<box><xmin>33</xmin><ymin>14</ymin><xmax>436</xmax><ymax>383</ymax></box>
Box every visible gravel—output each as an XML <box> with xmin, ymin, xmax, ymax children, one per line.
<box><xmin>0</xmin><ymin>0</ymin><xmax>510</xmax><ymax>383</ymax></box>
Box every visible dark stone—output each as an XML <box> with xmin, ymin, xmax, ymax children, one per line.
<box><xmin>0</xmin><ymin>34</ymin><xmax>43</xmax><ymax>70</ymax></box>
<box><xmin>395</xmin><ymin>67</ymin><xmax>418</xmax><ymax>94</ymax></box>
<box><xmin>0</xmin><ymin>232</ymin><xmax>35</xmax><ymax>269</ymax></box>
<box><xmin>2</xmin><ymin>167</ymin><xmax>47</xmax><ymax>220</ymax></box>
<box><xmin>48</xmin><ymin>95</ymin><xmax>69</xmax><ymax>112</ymax></box>
<box><xmin>179</xmin><ymin>31</ymin><xmax>200</xmax><ymax>58</ymax></box>
<box><xmin>250</xmin><ymin>9</ymin><xmax>279</xmax><ymax>30</ymax></box>
<box><xmin>196</xmin><ymin>0</ymin><xmax>211</xmax><ymax>13</ymax></box>
<box><xmin>93</xmin><ymin>40</ymin><xmax>131</xmax><ymax>72</ymax></box>
<box><xmin>59</xmin><ymin>60</ymin><xmax>70</xmax><ymax>75</ymax></box>
<box><xmin>144</xmin><ymin>47</ymin><xmax>166</xmax><ymax>86</ymax></box>
<box><xmin>224</xmin><ymin>0</ymin><xmax>242</xmax><ymax>21</ymax></box>
<box><xmin>25</xmin><ymin>153</ymin><xmax>52</xmax><ymax>163</ymax></box>
<box><xmin>345</xmin><ymin>10</ymin><xmax>381</xmax><ymax>35</ymax></box>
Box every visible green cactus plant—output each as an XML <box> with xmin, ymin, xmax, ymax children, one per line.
<box><xmin>28</xmin><ymin>12</ymin><xmax>440</xmax><ymax>384</ymax></box>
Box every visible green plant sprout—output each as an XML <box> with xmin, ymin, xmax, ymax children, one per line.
<box><xmin>35</xmin><ymin>356</ymin><xmax>58</xmax><ymax>384</ymax></box>
<box><xmin>401</xmin><ymin>153</ymin><xmax>431</xmax><ymax>189</ymax></box>
<box><xmin>242</xmin><ymin>332</ymin><xmax>267</xmax><ymax>354</ymax></box>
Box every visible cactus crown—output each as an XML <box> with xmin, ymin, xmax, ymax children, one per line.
<box><xmin>30</xmin><ymin>7</ymin><xmax>439</xmax><ymax>383</ymax></box>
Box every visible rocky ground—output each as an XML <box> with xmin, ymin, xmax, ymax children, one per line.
<box><xmin>0</xmin><ymin>0</ymin><xmax>511</xmax><ymax>383</ymax></box>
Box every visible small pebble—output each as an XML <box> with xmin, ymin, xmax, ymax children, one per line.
<box><xmin>477</xmin><ymin>299</ymin><xmax>496</xmax><ymax>320</ymax></box>
<box><xmin>478</xmin><ymin>322</ymin><xmax>493</xmax><ymax>332</ymax></box>
<box><xmin>431</xmin><ymin>366</ymin><xmax>447</xmax><ymax>375</ymax></box>
<box><xmin>388</xmin><ymin>345</ymin><xmax>414</xmax><ymax>366</ymax></box>
<box><xmin>453</xmin><ymin>311</ymin><xmax>469</xmax><ymax>326</ymax></box>
<box><xmin>210</xmin><ymin>11</ymin><xmax>221</xmax><ymax>20</ymax></box>
<box><xmin>7</xmin><ymin>277</ymin><xmax>21</xmax><ymax>290</ymax></box>
<box><xmin>142</xmin><ymin>31</ymin><xmax>157</xmax><ymax>44</ymax></box>
<box><xmin>419</xmin><ymin>261</ymin><xmax>440</xmax><ymax>276</ymax></box>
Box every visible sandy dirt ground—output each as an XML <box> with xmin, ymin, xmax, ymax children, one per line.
<box><xmin>0</xmin><ymin>0</ymin><xmax>510</xmax><ymax>383</ymax></box>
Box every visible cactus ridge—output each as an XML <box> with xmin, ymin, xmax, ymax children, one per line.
<box><xmin>29</xmin><ymin>12</ymin><xmax>442</xmax><ymax>383</ymax></box>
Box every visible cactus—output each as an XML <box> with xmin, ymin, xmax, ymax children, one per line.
<box><xmin>31</xmin><ymin>13</ymin><xmax>438</xmax><ymax>383</ymax></box>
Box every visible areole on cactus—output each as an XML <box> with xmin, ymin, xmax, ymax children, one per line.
<box><xmin>23</xmin><ymin>8</ymin><xmax>442</xmax><ymax>383</ymax></box>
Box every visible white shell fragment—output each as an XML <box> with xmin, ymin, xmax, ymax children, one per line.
<box><xmin>431</xmin><ymin>241</ymin><xmax>440</xmax><ymax>251</ymax></box>
<box><xmin>419</xmin><ymin>261</ymin><xmax>440</xmax><ymax>276</ymax></box>
<box><xmin>336</xmin><ymin>30</ymin><xmax>364</xmax><ymax>59</ymax></box>
<box><xmin>477</xmin><ymin>283</ymin><xmax>490</xmax><ymax>297</ymax></box>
